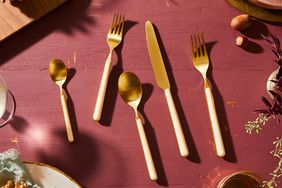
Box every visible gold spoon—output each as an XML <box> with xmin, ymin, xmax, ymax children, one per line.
<box><xmin>118</xmin><ymin>72</ymin><xmax>157</xmax><ymax>181</ymax></box>
<box><xmin>49</xmin><ymin>59</ymin><xmax>74</xmax><ymax>143</ymax></box>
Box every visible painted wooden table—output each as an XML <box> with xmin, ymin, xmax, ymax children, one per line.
<box><xmin>0</xmin><ymin>0</ymin><xmax>281</xmax><ymax>187</ymax></box>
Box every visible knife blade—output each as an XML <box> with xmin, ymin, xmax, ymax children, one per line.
<box><xmin>145</xmin><ymin>21</ymin><xmax>170</xmax><ymax>90</ymax></box>
<box><xmin>145</xmin><ymin>21</ymin><xmax>189</xmax><ymax>157</ymax></box>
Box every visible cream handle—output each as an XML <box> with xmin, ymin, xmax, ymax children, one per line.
<box><xmin>164</xmin><ymin>89</ymin><xmax>189</xmax><ymax>157</ymax></box>
<box><xmin>204</xmin><ymin>80</ymin><xmax>225</xmax><ymax>157</ymax></box>
<box><xmin>60</xmin><ymin>89</ymin><xmax>74</xmax><ymax>143</ymax></box>
<box><xmin>93</xmin><ymin>51</ymin><xmax>112</xmax><ymax>121</ymax></box>
<box><xmin>136</xmin><ymin>118</ymin><xmax>158</xmax><ymax>181</ymax></box>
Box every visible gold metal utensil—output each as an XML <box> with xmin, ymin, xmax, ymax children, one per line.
<box><xmin>118</xmin><ymin>72</ymin><xmax>158</xmax><ymax>181</ymax></box>
<box><xmin>49</xmin><ymin>59</ymin><xmax>74</xmax><ymax>143</ymax></box>
<box><xmin>93</xmin><ymin>13</ymin><xmax>125</xmax><ymax>121</ymax></box>
<box><xmin>191</xmin><ymin>33</ymin><xmax>225</xmax><ymax>157</ymax></box>
<box><xmin>145</xmin><ymin>21</ymin><xmax>189</xmax><ymax>157</ymax></box>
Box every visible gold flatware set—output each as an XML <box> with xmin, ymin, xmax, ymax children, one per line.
<box><xmin>49</xmin><ymin>13</ymin><xmax>226</xmax><ymax>180</ymax></box>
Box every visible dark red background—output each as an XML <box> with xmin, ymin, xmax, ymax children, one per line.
<box><xmin>0</xmin><ymin>0</ymin><xmax>281</xmax><ymax>187</ymax></box>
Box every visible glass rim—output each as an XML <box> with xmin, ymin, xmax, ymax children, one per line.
<box><xmin>0</xmin><ymin>75</ymin><xmax>8</xmax><ymax>119</ymax></box>
<box><xmin>0</xmin><ymin>90</ymin><xmax>15</xmax><ymax>128</ymax></box>
<box><xmin>217</xmin><ymin>171</ymin><xmax>261</xmax><ymax>188</ymax></box>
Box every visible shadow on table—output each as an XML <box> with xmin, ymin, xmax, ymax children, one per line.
<box><xmin>139</xmin><ymin>83</ymin><xmax>168</xmax><ymax>186</ymax></box>
<box><xmin>11</xmin><ymin>0</ymin><xmax>122</xmax><ymax>19</ymax></box>
<box><xmin>99</xmin><ymin>20</ymin><xmax>138</xmax><ymax>126</ymax></box>
<box><xmin>10</xmin><ymin>0</ymin><xmax>68</xmax><ymax>19</ymax></box>
<box><xmin>36</xmin><ymin>130</ymin><xmax>99</xmax><ymax>188</ymax></box>
<box><xmin>241</xmin><ymin>20</ymin><xmax>269</xmax><ymax>40</ymax></box>
<box><xmin>0</xmin><ymin>0</ymin><xmax>94</xmax><ymax>65</ymax></box>
<box><xmin>206</xmin><ymin>41</ymin><xmax>237</xmax><ymax>163</ymax></box>
<box><xmin>243</xmin><ymin>41</ymin><xmax>263</xmax><ymax>54</ymax></box>
<box><xmin>153</xmin><ymin>24</ymin><xmax>201</xmax><ymax>163</ymax></box>
<box><xmin>10</xmin><ymin>116</ymin><xmax>29</xmax><ymax>133</ymax></box>
<box><xmin>36</xmin><ymin>129</ymin><xmax>128</xmax><ymax>188</ymax></box>
<box><xmin>239</xmin><ymin>20</ymin><xmax>270</xmax><ymax>54</ymax></box>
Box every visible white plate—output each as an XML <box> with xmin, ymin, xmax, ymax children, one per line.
<box><xmin>0</xmin><ymin>75</ymin><xmax>7</xmax><ymax>118</ymax></box>
<box><xmin>25</xmin><ymin>162</ymin><xmax>82</xmax><ymax>188</ymax></box>
<box><xmin>249</xmin><ymin>0</ymin><xmax>282</xmax><ymax>9</ymax></box>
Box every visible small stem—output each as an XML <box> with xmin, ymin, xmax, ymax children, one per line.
<box><xmin>245</xmin><ymin>113</ymin><xmax>275</xmax><ymax>134</ymax></box>
<box><xmin>262</xmin><ymin>137</ymin><xmax>282</xmax><ymax>188</ymax></box>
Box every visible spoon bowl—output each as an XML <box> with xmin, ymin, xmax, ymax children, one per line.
<box><xmin>49</xmin><ymin>59</ymin><xmax>67</xmax><ymax>86</ymax></box>
<box><xmin>118</xmin><ymin>72</ymin><xmax>157</xmax><ymax>181</ymax></box>
<box><xmin>118</xmin><ymin>72</ymin><xmax>142</xmax><ymax>112</ymax></box>
<box><xmin>49</xmin><ymin>59</ymin><xmax>74</xmax><ymax>143</ymax></box>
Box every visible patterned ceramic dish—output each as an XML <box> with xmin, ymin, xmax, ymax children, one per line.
<box><xmin>25</xmin><ymin>161</ymin><xmax>82</xmax><ymax>188</ymax></box>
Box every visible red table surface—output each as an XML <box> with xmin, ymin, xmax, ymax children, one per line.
<box><xmin>0</xmin><ymin>0</ymin><xmax>281</xmax><ymax>187</ymax></box>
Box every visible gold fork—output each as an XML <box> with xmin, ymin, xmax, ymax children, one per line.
<box><xmin>191</xmin><ymin>33</ymin><xmax>226</xmax><ymax>157</ymax></box>
<box><xmin>93</xmin><ymin>13</ymin><xmax>125</xmax><ymax>121</ymax></box>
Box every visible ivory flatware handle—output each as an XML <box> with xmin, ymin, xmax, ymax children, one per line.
<box><xmin>93</xmin><ymin>52</ymin><xmax>112</xmax><ymax>121</ymax></box>
<box><xmin>60</xmin><ymin>90</ymin><xmax>74</xmax><ymax>143</ymax></box>
<box><xmin>204</xmin><ymin>80</ymin><xmax>225</xmax><ymax>157</ymax></box>
<box><xmin>136</xmin><ymin>118</ymin><xmax>158</xmax><ymax>181</ymax></box>
<box><xmin>164</xmin><ymin>88</ymin><xmax>189</xmax><ymax>157</ymax></box>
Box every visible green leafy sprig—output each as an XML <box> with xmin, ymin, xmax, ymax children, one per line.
<box><xmin>245</xmin><ymin>113</ymin><xmax>275</xmax><ymax>134</ymax></box>
<box><xmin>262</xmin><ymin>137</ymin><xmax>282</xmax><ymax>188</ymax></box>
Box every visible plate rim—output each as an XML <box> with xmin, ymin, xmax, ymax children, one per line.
<box><xmin>227</xmin><ymin>0</ymin><xmax>282</xmax><ymax>22</ymax></box>
<box><xmin>24</xmin><ymin>161</ymin><xmax>82</xmax><ymax>188</ymax></box>
<box><xmin>249</xmin><ymin>0</ymin><xmax>282</xmax><ymax>9</ymax></box>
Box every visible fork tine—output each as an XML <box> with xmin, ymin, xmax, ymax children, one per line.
<box><xmin>191</xmin><ymin>33</ymin><xmax>208</xmax><ymax>58</ymax></box>
<box><xmin>195</xmin><ymin>34</ymin><xmax>201</xmax><ymax>57</ymax></box>
<box><xmin>115</xmin><ymin>14</ymin><xmax>124</xmax><ymax>35</ymax></box>
<box><xmin>191</xmin><ymin>35</ymin><xmax>194</xmax><ymax>56</ymax></box>
<box><xmin>191</xmin><ymin>34</ymin><xmax>196</xmax><ymax>57</ymax></box>
<box><xmin>112</xmin><ymin>14</ymin><xmax>120</xmax><ymax>34</ymax></box>
<box><xmin>109</xmin><ymin>13</ymin><xmax>117</xmax><ymax>33</ymax></box>
<box><xmin>113</xmin><ymin>14</ymin><xmax>122</xmax><ymax>34</ymax></box>
<box><xmin>200</xmin><ymin>33</ymin><xmax>207</xmax><ymax>56</ymax></box>
<box><xmin>117</xmin><ymin>14</ymin><xmax>125</xmax><ymax>35</ymax></box>
<box><xmin>198</xmin><ymin>33</ymin><xmax>203</xmax><ymax>57</ymax></box>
